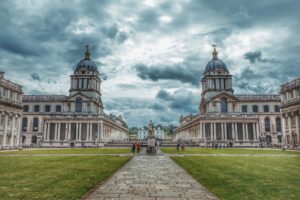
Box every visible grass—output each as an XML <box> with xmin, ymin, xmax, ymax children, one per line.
<box><xmin>172</xmin><ymin>156</ymin><xmax>300</xmax><ymax>200</ymax></box>
<box><xmin>0</xmin><ymin>156</ymin><xmax>131</xmax><ymax>199</ymax></box>
<box><xmin>0</xmin><ymin>148</ymin><xmax>132</xmax><ymax>154</ymax></box>
<box><xmin>161</xmin><ymin>147</ymin><xmax>300</xmax><ymax>155</ymax></box>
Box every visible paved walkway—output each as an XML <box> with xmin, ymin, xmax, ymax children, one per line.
<box><xmin>84</xmin><ymin>152</ymin><xmax>218</xmax><ymax>200</ymax></box>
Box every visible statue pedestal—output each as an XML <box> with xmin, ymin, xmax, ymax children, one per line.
<box><xmin>147</xmin><ymin>136</ymin><xmax>156</xmax><ymax>154</ymax></box>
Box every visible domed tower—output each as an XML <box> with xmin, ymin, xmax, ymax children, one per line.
<box><xmin>200</xmin><ymin>45</ymin><xmax>234</xmax><ymax>114</ymax></box>
<box><xmin>69</xmin><ymin>45</ymin><xmax>103</xmax><ymax>113</ymax></box>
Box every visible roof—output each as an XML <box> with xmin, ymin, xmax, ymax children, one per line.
<box><xmin>235</xmin><ymin>94</ymin><xmax>280</xmax><ymax>101</ymax></box>
<box><xmin>23</xmin><ymin>95</ymin><xmax>67</xmax><ymax>102</ymax></box>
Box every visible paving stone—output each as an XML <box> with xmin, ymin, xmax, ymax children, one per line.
<box><xmin>84</xmin><ymin>151</ymin><xmax>218</xmax><ymax>200</ymax></box>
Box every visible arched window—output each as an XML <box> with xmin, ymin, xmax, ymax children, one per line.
<box><xmin>75</xmin><ymin>97</ymin><xmax>82</xmax><ymax>112</ymax></box>
<box><xmin>22</xmin><ymin>117</ymin><xmax>28</xmax><ymax>131</ymax></box>
<box><xmin>276</xmin><ymin>117</ymin><xmax>282</xmax><ymax>132</ymax></box>
<box><xmin>265</xmin><ymin>117</ymin><xmax>271</xmax><ymax>132</ymax></box>
<box><xmin>221</xmin><ymin>97</ymin><xmax>228</xmax><ymax>113</ymax></box>
<box><xmin>33</xmin><ymin>118</ymin><xmax>39</xmax><ymax>132</ymax></box>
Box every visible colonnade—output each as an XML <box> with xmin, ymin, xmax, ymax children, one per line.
<box><xmin>174</xmin><ymin>120</ymin><xmax>259</xmax><ymax>145</ymax></box>
<box><xmin>0</xmin><ymin>111</ymin><xmax>21</xmax><ymax>147</ymax></box>
<box><xmin>283</xmin><ymin>111</ymin><xmax>300</xmax><ymax>147</ymax></box>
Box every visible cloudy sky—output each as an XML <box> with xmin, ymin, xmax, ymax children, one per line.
<box><xmin>0</xmin><ymin>0</ymin><xmax>299</xmax><ymax>127</ymax></box>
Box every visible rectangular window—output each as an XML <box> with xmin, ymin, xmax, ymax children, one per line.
<box><xmin>23</xmin><ymin>105</ymin><xmax>29</xmax><ymax>112</ymax></box>
<box><xmin>242</xmin><ymin>105</ymin><xmax>248</xmax><ymax>113</ymax></box>
<box><xmin>56</xmin><ymin>105</ymin><xmax>62</xmax><ymax>112</ymax></box>
<box><xmin>34</xmin><ymin>105</ymin><xmax>40</xmax><ymax>112</ymax></box>
<box><xmin>45</xmin><ymin>105</ymin><xmax>51</xmax><ymax>112</ymax></box>
<box><xmin>252</xmin><ymin>105</ymin><xmax>258</xmax><ymax>112</ymax></box>
<box><xmin>264</xmin><ymin>105</ymin><xmax>269</xmax><ymax>112</ymax></box>
<box><xmin>274</xmin><ymin>105</ymin><xmax>280</xmax><ymax>112</ymax></box>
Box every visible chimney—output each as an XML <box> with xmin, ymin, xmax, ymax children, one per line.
<box><xmin>0</xmin><ymin>71</ymin><xmax>4</xmax><ymax>79</ymax></box>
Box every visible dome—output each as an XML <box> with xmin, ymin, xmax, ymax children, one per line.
<box><xmin>74</xmin><ymin>45</ymin><xmax>99</xmax><ymax>74</ymax></box>
<box><xmin>203</xmin><ymin>58</ymin><xmax>228</xmax><ymax>74</ymax></box>
<box><xmin>203</xmin><ymin>45</ymin><xmax>229</xmax><ymax>74</ymax></box>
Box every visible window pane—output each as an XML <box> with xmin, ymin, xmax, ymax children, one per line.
<box><xmin>242</xmin><ymin>105</ymin><xmax>247</xmax><ymax>113</ymax></box>
<box><xmin>253</xmin><ymin>105</ymin><xmax>258</xmax><ymax>112</ymax></box>
<box><xmin>264</xmin><ymin>105</ymin><xmax>269</xmax><ymax>112</ymax></box>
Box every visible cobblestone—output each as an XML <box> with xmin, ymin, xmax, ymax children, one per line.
<box><xmin>84</xmin><ymin>152</ymin><xmax>218</xmax><ymax>200</ymax></box>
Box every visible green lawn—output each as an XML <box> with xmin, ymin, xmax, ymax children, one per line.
<box><xmin>161</xmin><ymin>147</ymin><xmax>300</xmax><ymax>155</ymax></box>
<box><xmin>0</xmin><ymin>148</ymin><xmax>131</xmax><ymax>154</ymax></box>
<box><xmin>172</xmin><ymin>156</ymin><xmax>300</xmax><ymax>200</ymax></box>
<box><xmin>0</xmin><ymin>156</ymin><xmax>131</xmax><ymax>199</ymax></box>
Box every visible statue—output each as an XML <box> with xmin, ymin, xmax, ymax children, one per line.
<box><xmin>147</xmin><ymin>120</ymin><xmax>157</xmax><ymax>154</ymax></box>
<box><xmin>148</xmin><ymin>120</ymin><xmax>155</xmax><ymax>137</ymax></box>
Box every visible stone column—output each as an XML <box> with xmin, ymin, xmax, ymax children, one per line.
<box><xmin>199</xmin><ymin>123</ymin><xmax>202</xmax><ymax>140</ymax></box>
<box><xmin>16</xmin><ymin>116</ymin><xmax>21</xmax><ymax>147</ymax></box>
<box><xmin>47</xmin><ymin>123</ymin><xmax>50</xmax><ymax>140</ymax></box>
<box><xmin>221</xmin><ymin>123</ymin><xmax>224</xmax><ymax>140</ymax></box>
<box><xmin>2</xmin><ymin>115</ymin><xmax>8</xmax><ymax>146</ymax></box>
<box><xmin>10</xmin><ymin>115</ymin><xmax>16</xmax><ymax>146</ymax></box>
<box><xmin>252</xmin><ymin>123</ymin><xmax>256</xmax><ymax>140</ymax></box>
<box><xmin>288</xmin><ymin>115</ymin><xmax>292</xmax><ymax>145</ymax></box>
<box><xmin>232</xmin><ymin>123</ymin><xmax>235</xmax><ymax>140</ymax></box>
<box><xmin>256</xmin><ymin>122</ymin><xmax>260</xmax><ymax>140</ymax></box>
<box><xmin>89</xmin><ymin>123</ymin><xmax>93</xmax><ymax>141</ymax></box>
<box><xmin>54</xmin><ymin>123</ymin><xmax>58</xmax><ymax>141</ymax></box>
<box><xmin>43</xmin><ymin>123</ymin><xmax>47</xmax><ymax>140</ymax></box>
<box><xmin>245</xmin><ymin>123</ymin><xmax>249</xmax><ymax>141</ymax></box>
<box><xmin>87</xmin><ymin>123</ymin><xmax>90</xmax><ymax>141</ymax></box>
<box><xmin>76</xmin><ymin>123</ymin><xmax>79</xmax><ymax>140</ymax></box>
<box><xmin>78</xmin><ymin>123</ymin><xmax>82</xmax><ymax>141</ymax></box>
<box><xmin>68</xmin><ymin>123</ymin><xmax>71</xmax><ymax>140</ymax></box>
<box><xmin>57</xmin><ymin>123</ymin><xmax>61</xmax><ymax>141</ymax></box>
<box><xmin>282</xmin><ymin>116</ymin><xmax>287</xmax><ymax>145</ymax></box>
<box><xmin>224</xmin><ymin>123</ymin><xmax>227</xmax><ymax>140</ymax></box>
<box><xmin>295</xmin><ymin>114</ymin><xmax>299</xmax><ymax>143</ymax></box>
<box><xmin>242</xmin><ymin>123</ymin><xmax>246</xmax><ymax>141</ymax></box>
<box><xmin>100</xmin><ymin>122</ymin><xmax>104</xmax><ymax>142</ymax></box>
<box><xmin>210</xmin><ymin>123</ymin><xmax>213</xmax><ymax>140</ymax></box>
<box><xmin>235</xmin><ymin>123</ymin><xmax>238</xmax><ymax>140</ymax></box>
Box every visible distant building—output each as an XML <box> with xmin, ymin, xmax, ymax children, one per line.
<box><xmin>21</xmin><ymin>46</ymin><xmax>129</xmax><ymax>147</ymax></box>
<box><xmin>174</xmin><ymin>46</ymin><xmax>282</xmax><ymax>147</ymax></box>
<box><xmin>0</xmin><ymin>72</ymin><xmax>23</xmax><ymax>149</ymax></box>
<box><xmin>138</xmin><ymin>127</ymin><xmax>148</xmax><ymax>141</ymax></box>
<box><xmin>138</xmin><ymin>125</ymin><xmax>165</xmax><ymax>141</ymax></box>
<box><xmin>280</xmin><ymin>77</ymin><xmax>300</xmax><ymax>148</ymax></box>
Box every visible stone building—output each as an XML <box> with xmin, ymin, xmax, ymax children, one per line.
<box><xmin>174</xmin><ymin>46</ymin><xmax>282</xmax><ymax>147</ymax></box>
<box><xmin>0</xmin><ymin>72</ymin><xmax>23</xmax><ymax>149</ymax></box>
<box><xmin>138</xmin><ymin>125</ymin><xmax>165</xmax><ymax>141</ymax></box>
<box><xmin>280</xmin><ymin>77</ymin><xmax>300</xmax><ymax>148</ymax></box>
<box><xmin>21</xmin><ymin>46</ymin><xmax>129</xmax><ymax>147</ymax></box>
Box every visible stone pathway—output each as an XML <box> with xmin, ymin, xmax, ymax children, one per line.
<box><xmin>84</xmin><ymin>152</ymin><xmax>218</xmax><ymax>200</ymax></box>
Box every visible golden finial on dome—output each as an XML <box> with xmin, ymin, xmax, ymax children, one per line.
<box><xmin>212</xmin><ymin>44</ymin><xmax>218</xmax><ymax>59</ymax></box>
<box><xmin>85</xmin><ymin>45</ymin><xmax>91</xmax><ymax>60</ymax></box>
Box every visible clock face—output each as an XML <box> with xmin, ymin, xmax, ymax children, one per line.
<box><xmin>81</xmin><ymin>70</ymin><xmax>86</xmax><ymax>74</ymax></box>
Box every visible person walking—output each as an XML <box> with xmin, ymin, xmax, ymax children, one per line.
<box><xmin>176</xmin><ymin>143</ymin><xmax>180</xmax><ymax>152</ymax></box>
<box><xmin>181</xmin><ymin>143</ymin><xmax>185</xmax><ymax>151</ymax></box>
<box><xmin>131</xmin><ymin>143</ymin><xmax>136</xmax><ymax>154</ymax></box>
<box><xmin>136</xmin><ymin>142</ymin><xmax>141</xmax><ymax>154</ymax></box>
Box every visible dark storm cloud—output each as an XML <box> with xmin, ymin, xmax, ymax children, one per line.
<box><xmin>31</xmin><ymin>73</ymin><xmax>41</xmax><ymax>82</ymax></box>
<box><xmin>234</xmin><ymin>67</ymin><xmax>279</xmax><ymax>94</ymax></box>
<box><xmin>102</xmin><ymin>23</ymin><xmax>129</xmax><ymax>43</ymax></box>
<box><xmin>135</xmin><ymin>63</ymin><xmax>201</xmax><ymax>86</ymax></box>
<box><xmin>149</xmin><ymin>103</ymin><xmax>165</xmax><ymax>111</ymax></box>
<box><xmin>155</xmin><ymin>89</ymin><xmax>199</xmax><ymax>113</ymax></box>
<box><xmin>244</xmin><ymin>51</ymin><xmax>280</xmax><ymax>64</ymax></box>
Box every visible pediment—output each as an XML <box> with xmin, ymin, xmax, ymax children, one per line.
<box><xmin>208</xmin><ymin>92</ymin><xmax>238</xmax><ymax>102</ymax></box>
<box><xmin>65</xmin><ymin>92</ymin><xmax>94</xmax><ymax>102</ymax></box>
